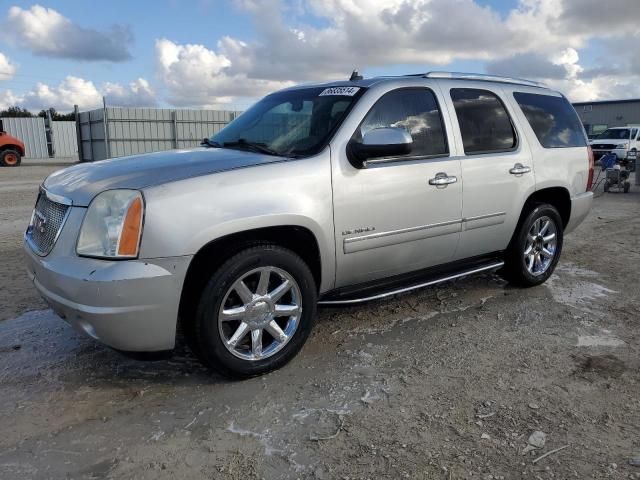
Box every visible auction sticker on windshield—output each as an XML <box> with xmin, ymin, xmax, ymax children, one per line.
<box><xmin>319</xmin><ymin>86</ymin><xmax>360</xmax><ymax>96</ymax></box>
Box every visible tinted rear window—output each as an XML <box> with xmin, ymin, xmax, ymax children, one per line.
<box><xmin>513</xmin><ymin>92</ymin><xmax>586</xmax><ymax>148</ymax></box>
<box><xmin>450</xmin><ymin>88</ymin><xmax>516</xmax><ymax>154</ymax></box>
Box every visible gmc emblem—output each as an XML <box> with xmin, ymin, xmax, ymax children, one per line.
<box><xmin>34</xmin><ymin>210</ymin><xmax>47</xmax><ymax>234</ymax></box>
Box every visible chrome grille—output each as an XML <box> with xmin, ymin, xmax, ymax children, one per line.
<box><xmin>26</xmin><ymin>193</ymin><xmax>70</xmax><ymax>256</ymax></box>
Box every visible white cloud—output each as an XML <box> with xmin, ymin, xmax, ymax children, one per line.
<box><xmin>150</xmin><ymin>0</ymin><xmax>640</xmax><ymax>104</ymax></box>
<box><xmin>0</xmin><ymin>52</ymin><xmax>17</xmax><ymax>80</ymax></box>
<box><xmin>4</xmin><ymin>0</ymin><xmax>640</xmax><ymax>109</ymax></box>
<box><xmin>103</xmin><ymin>78</ymin><xmax>156</xmax><ymax>107</ymax></box>
<box><xmin>2</xmin><ymin>76</ymin><xmax>156</xmax><ymax>112</ymax></box>
<box><xmin>21</xmin><ymin>76</ymin><xmax>102</xmax><ymax>110</ymax></box>
<box><xmin>4</xmin><ymin>5</ymin><xmax>132</xmax><ymax>61</ymax></box>
<box><xmin>0</xmin><ymin>89</ymin><xmax>22</xmax><ymax>110</ymax></box>
<box><xmin>490</xmin><ymin>47</ymin><xmax>640</xmax><ymax>102</ymax></box>
<box><xmin>155</xmin><ymin>38</ymin><xmax>292</xmax><ymax>107</ymax></box>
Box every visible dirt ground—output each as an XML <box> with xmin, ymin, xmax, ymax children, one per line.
<box><xmin>0</xmin><ymin>162</ymin><xmax>639</xmax><ymax>480</ymax></box>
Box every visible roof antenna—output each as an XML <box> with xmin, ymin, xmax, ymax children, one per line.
<box><xmin>349</xmin><ymin>69</ymin><xmax>363</xmax><ymax>81</ymax></box>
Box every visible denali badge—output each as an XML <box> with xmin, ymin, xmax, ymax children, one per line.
<box><xmin>342</xmin><ymin>226</ymin><xmax>376</xmax><ymax>235</ymax></box>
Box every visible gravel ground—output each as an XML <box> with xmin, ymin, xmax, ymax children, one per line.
<box><xmin>0</xmin><ymin>163</ymin><xmax>639</xmax><ymax>479</ymax></box>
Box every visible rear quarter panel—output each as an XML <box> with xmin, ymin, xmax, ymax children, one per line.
<box><xmin>502</xmin><ymin>85</ymin><xmax>589</xmax><ymax>198</ymax></box>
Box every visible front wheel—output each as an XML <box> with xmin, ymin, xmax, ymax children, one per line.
<box><xmin>191</xmin><ymin>245</ymin><xmax>317</xmax><ymax>378</ymax></box>
<box><xmin>502</xmin><ymin>204</ymin><xmax>563</xmax><ymax>287</ymax></box>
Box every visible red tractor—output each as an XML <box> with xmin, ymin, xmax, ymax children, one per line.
<box><xmin>0</xmin><ymin>131</ymin><xmax>25</xmax><ymax>167</ymax></box>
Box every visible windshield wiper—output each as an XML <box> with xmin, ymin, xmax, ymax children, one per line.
<box><xmin>223</xmin><ymin>139</ymin><xmax>281</xmax><ymax>157</ymax></box>
<box><xmin>201</xmin><ymin>138</ymin><xmax>222</xmax><ymax>148</ymax></box>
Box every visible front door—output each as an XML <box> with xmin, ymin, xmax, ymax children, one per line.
<box><xmin>331</xmin><ymin>87</ymin><xmax>463</xmax><ymax>288</ymax></box>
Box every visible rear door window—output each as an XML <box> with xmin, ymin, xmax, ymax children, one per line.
<box><xmin>513</xmin><ymin>92</ymin><xmax>587</xmax><ymax>148</ymax></box>
<box><xmin>450</xmin><ymin>88</ymin><xmax>517</xmax><ymax>154</ymax></box>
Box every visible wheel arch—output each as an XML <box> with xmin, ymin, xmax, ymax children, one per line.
<box><xmin>507</xmin><ymin>186</ymin><xmax>571</xmax><ymax>249</ymax></box>
<box><xmin>0</xmin><ymin>143</ymin><xmax>25</xmax><ymax>157</ymax></box>
<box><xmin>177</xmin><ymin>225</ymin><xmax>323</xmax><ymax>333</ymax></box>
<box><xmin>522</xmin><ymin>186</ymin><xmax>571</xmax><ymax>228</ymax></box>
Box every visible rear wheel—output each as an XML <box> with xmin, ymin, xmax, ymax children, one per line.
<box><xmin>503</xmin><ymin>204</ymin><xmax>563</xmax><ymax>287</ymax></box>
<box><xmin>190</xmin><ymin>245</ymin><xmax>317</xmax><ymax>378</ymax></box>
<box><xmin>0</xmin><ymin>149</ymin><xmax>21</xmax><ymax>167</ymax></box>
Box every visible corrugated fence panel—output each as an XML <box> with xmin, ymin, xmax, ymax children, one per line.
<box><xmin>78</xmin><ymin>108</ymin><xmax>107</xmax><ymax>162</ymax></box>
<box><xmin>51</xmin><ymin>121</ymin><xmax>78</xmax><ymax>157</ymax></box>
<box><xmin>1</xmin><ymin>117</ymin><xmax>48</xmax><ymax>158</ymax></box>
<box><xmin>77</xmin><ymin>107</ymin><xmax>243</xmax><ymax>161</ymax></box>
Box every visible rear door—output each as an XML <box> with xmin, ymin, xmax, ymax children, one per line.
<box><xmin>438</xmin><ymin>84</ymin><xmax>536</xmax><ymax>260</ymax></box>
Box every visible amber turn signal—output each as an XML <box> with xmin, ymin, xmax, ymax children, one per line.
<box><xmin>118</xmin><ymin>197</ymin><xmax>143</xmax><ymax>256</ymax></box>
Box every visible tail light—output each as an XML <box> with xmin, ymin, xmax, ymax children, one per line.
<box><xmin>586</xmin><ymin>146</ymin><xmax>594</xmax><ymax>191</ymax></box>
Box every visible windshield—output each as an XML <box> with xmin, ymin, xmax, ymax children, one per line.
<box><xmin>211</xmin><ymin>86</ymin><xmax>364</xmax><ymax>157</ymax></box>
<box><xmin>595</xmin><ymin>128</ymin><xmax>630</xmax><ymax>140</ymax></box>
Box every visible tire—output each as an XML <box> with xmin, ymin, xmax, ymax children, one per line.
<box><xmin>502</xmin><ymin>204</ymin><xmax>563</xmax><ymax>287</ymax></box>
<box><xmin>0</xmin><ymin>149</ymin><xmax>21</xmax><ymax>167</ymax></box>
<box><xmin>624</xmin><ymin>182</ymin><xmax>630</xmax><ymax>193</ymax></box>
<box><xmin>190</xmin><ymin>244</ymin><xmax>317</xmax><ymax>378</ymax></box>
<box><xmin>604</xmin><ymin>181</ymin><xmax>610</xmax><ymax>192</ymax></box>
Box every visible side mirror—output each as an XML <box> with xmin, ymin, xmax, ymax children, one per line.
<box><xmin>348</xmin><ymin>127</ymin><xmax>413</xmax><ymax>166</ymax></box>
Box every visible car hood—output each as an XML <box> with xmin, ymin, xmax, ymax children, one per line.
<box><xmin>43</xmin><ymin>147</ymin><xmax>288</xmax><ymax>206</ymax></box>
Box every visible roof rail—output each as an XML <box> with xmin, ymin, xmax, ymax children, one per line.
<box><xmin>424</xmin><ymin>71</ymin><xmax>547</xmax><ymax>88</ymax></box>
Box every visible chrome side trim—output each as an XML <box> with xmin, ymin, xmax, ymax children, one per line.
<box><xmin>343</xmin><ymin>213</ymin><xmax>506</xmax><ymax>254</ymax></box>
<box><xmin>463</xmin><ymin>211</ymin><xmax>506</xmax><ymax>231</ymax></box>
<box><xmin>318</xmin><ymin>261</ymin><xmax>504</xmax><ymax>305</ymax></box>
<box><xmin>41</xmin><ymin>186</ymin><xmax>73</xmax><ymax>206</ymax></box>
<box><xmin>464</xmin><ymin>212</ymin><xmax>506</xmax><ymax>222</ymax></box>
<box><xmin>343</xmin><ymin>218</ymin><xmax>462</xmax><ymax>254</ymax></box>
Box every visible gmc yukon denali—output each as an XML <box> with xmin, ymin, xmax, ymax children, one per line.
<box><xmin>24</xmin><ymin>72</ymin><xmax>593</xmax><ymax>378</ymax></box>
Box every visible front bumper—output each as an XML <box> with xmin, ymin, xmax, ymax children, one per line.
<box><xmin>565</xmin><ymin>191</ymin><xmax>593</xmax><ymax>234</ymax></box>
<box><xmin>23</xmin><ymin>207</ymin><xmax>192</xmax><ymax>351</ymax></box>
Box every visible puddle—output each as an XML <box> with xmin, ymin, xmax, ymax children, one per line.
<box><xmin>554</xmin><ymin>263</ymin><xmax>599</xmax><ymax>278</ymax></box>
<box><xmin>545</xmin><ymin>263</ymin><xmax>617</xmax><ymax>314</ymax></box>
<box><xmin>576</xmin><ymin>335</ymin><xmax>625</xmax><ymax>347</ymax></box>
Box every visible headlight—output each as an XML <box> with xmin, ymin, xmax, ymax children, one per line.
<box><xmin>77</xmin><ymin>190</ymin><xmax>144</xmax><ymax>259</ymax></box>
<box><xmin>615</xmin><ymin>143</ymin><xmax>629</xmax><ymax>149</ymax></box>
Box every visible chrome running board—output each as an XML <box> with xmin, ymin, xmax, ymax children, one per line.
<box><xmin>318</xmin><ymin>261</ymin><xmax>504</xmax><ymax>306</ymax></box>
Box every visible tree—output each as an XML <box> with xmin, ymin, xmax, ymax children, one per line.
<box><xmin>0</xmin><ymin>106</ymin><xmax>33</xmax><ymax>117</ymax></box>
<box><xmin>37</xmin><ymin>108</ymin><xmax>75</xmax><ymax>121</ymax></box>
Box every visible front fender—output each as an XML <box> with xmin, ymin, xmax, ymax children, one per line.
<box><xmin>139</xmin><ymin>151</ymin><xmax>336</xmax><ymax>292</ymax></box>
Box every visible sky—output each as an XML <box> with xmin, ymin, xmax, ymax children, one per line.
<box><xmin>0</xmin><ymin>0</ymin><xmax>638</xmax><ymax>113</ymax></box>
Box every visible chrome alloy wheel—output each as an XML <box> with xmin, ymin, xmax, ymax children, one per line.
<box><xmin>218</xmin><ymin>266</ymin><xmax>302</xmax><ymax>361</ymax></box>
<box><xmin>524</xmin><ymin>215</ymin><xmax>557</xmax><ymax>276</ymax></box>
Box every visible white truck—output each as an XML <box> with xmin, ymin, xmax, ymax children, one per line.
<box><xmin>589</xmin><ymin>126</ymin><xmax>640</xmax><ymax>167</ymax></box>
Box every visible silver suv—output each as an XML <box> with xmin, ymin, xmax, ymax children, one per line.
<box><xmin>24</xmin><ymin>72</ymin><xmax>594</xmax><ymax>377</ymax></box>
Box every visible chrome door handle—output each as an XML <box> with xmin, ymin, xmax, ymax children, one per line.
<box><xmin>509</xmin><ymin>163</ymin><xmax>531</xmax><ymax>175</ymax></box>
<box><xmin>429</xmin><ymin>172</ymin><xmax>458</xmax><ymax>186</ymax></box>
